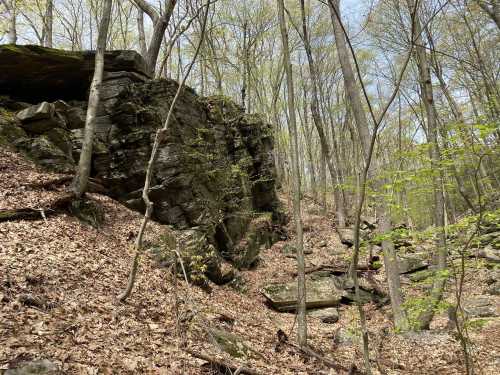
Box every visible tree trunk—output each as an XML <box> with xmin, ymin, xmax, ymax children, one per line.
<box><xmin>132</xmin><ymin>0</ymin><xmax>177</xmax><ymax>75</ymax></box>
<box><xmin>72</xmin><ymin>0</ymin><xmax>113</xmax><ymax>199</ymax></box>
<box><xmin>277</xmin><ymin>0</ymin><xmax>307</xmax><ymax>348</ymax></box>
<box><xmin>300</xmin><ymin>0</ymin><xmax>346</xmax><ymax>226</ymax></box>
<box><xmin>5</xmin><ymin>1</ymin><xmax>17</xmax><ymax>44</ymax></box>
<box><xmin>118</xmin><ymin>0</ymin><xmax>210</xmax><ymax>302</ymax></box>
<box><xmin>44</xmin><ymin>0</ymin><xmax>53</xmax><ymax>47</ymax></box>
<box><xmin>241</xmin><ymin>21</ymin><xmax>248</xmax><ymax>111</ymax></box>
<box><xmin>137</xmin><ymin>8</ymin><xmax>148</xmax><ymax>59</ymax></box>
<box><xmin>328</xmin><ymin>0</ymin><xmax>408</xmax><ymax>336</ymax></box>
<box><xmin>406</xmin><ymin>0</ymin><xmax>447</xmax><ymax>330</ymax></box>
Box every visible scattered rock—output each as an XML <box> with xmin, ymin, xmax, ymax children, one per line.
<box><xmin>207</xmin><ymin>328</ymin><xmax>259</xmax><ymax>359</ymax></box>
<box><xmin>69</xmin><ymin>199</ymin><xmax>105</xmax><ymax>229</ymax></box>
<box><xmin>5</xmin><ymin>359</ymin><xmax>58</xmax><ymax>375</ymax></box>
<box><xmin>361</xmin><ymin>216</ymin><xmax>377</xmax><ymax>230</ymax></box>
<box><xmin>333</xmin><ymin>328</ymin><xmax>356</xmax><ymax>346</ymax></box>
<box><xmin>282</xmin><ymin>243</ymin><xmax>312</xmax><ymax>258</ymax></box>
<box><xmin>409</xmin><ymin>269</ymin><xmax>433</xmax><ymax>282</ymax></box>
<box><xmin>478</xmin><ymin>245</ymin><xmax>499</xmax><ymax>263</ymax></box>
<box><xmin>17</xmin><ymin>102</ymin><xmax>63</xmax><ymax>134</ymax></box>
<box><xmin>337</xmin><ymin>228</ymin><xmax>354</xmax><ymax>247</ymax></box>
<box><xmin>308</xmin><ymin>307</ymin><xmax>339</xmax><ymax>323</ymax></box>
<box><xmin>226</xmin><ymin>272</ymin><xmax>248</xmax><ymax>293</ymax></box>
<box><xmin>485</xmin><ymin>271</ymin><xmax>500</xmax><ymax>295</ymax></box>
<box><xmin>16</xmin><ymin>102</ymin><xmax>53</xmax><ymax>122</ymax></box>
<box><xmin>398</xmin><ymin>253</ymin><xmax>428</xmax><ymax>274</ymax></box>
<box><xmin>463</xmin><ymin>296</ymin><xmax>498</xmax><ymax>318</ymax></box>
<box><xmin>486</xmin><ymin>282</ymin><xmax>500</xmax><ymax>296</ymax></box>
<box><xmin>262</xmin><ymin>277</ymin><xmax>343</xmax><ymax>312</ymax></box>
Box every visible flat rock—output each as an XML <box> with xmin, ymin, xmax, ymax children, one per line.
<box><xmin>262</xmin><ymin>277</ymin><xmax>343</xmax><ymax>311</ymax></box>
<box><xmin>463</xmin><ymin>296</ymin><xmax>499</xmax><ymax>318</ymax></box>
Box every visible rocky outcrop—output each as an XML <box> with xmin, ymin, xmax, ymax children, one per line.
<box><xmin>0</xmin><ymin>45</ymin><xmax>282</xmax><ymax>283</ymax></box>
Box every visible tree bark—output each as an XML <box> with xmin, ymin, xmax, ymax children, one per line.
<box><xmin>44</xmin><ymin>0</ymin><xmax>53</xmax><ymax>47</ymax></box>
<box><xmin>72</xmin><ymin>0</ymin><xmax>113</xmax><ymax>199</ymax></box>
<box><xmin>276</xmin><ymin>0</ymin><xmax>307</xmax><ymax>348</ymax></box>
<box><xmin>2</xmin><ymin>0</ymin><xmax>17</xmax><ymax>44</ymax></box>
<box><xmin>137</xmin><ymin>8</ymin><xmax>148</xmax><ymax>59</ymax></box>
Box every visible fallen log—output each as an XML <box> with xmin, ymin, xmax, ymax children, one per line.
<box><xmin>185</xmin><ymin>348</ymin><xmax>264</xmax><ymax>375</ymax></box>
<box><xmin>0</xmin><ymin>193</ymin><xmax>73</xmax><ymax>222</ymax></box>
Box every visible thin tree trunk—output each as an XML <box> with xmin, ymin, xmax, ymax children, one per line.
<box><xmin>328</xmin><ymin>0</ymin><xmax>408</xmax><ymax>333</ymax></box>
<box><xmin>43</xmin><ymin>0</ymin><xmax>53</xmax><ymax>47</ymax></box>
<box><xmin>118</xmin><ymin>1</ymin><xmax>210</xmax><ymax>302</ymax></box>
<box><xmin>406</xmin><ymin>0</ymin><xmax>447</xmax><ymax>330</ymax></box>
<box><xmin>72</xmin><ymin>0</ymin><xmax>113</xmax><ymax>199</ymax></box>
<box><xmin>132</xmin><ymin>0</ymin><xmax>177</xmax><ymax>75</ymax></box>
<box><xmin>320</xmin><ymin>149</ymin><xmax>327</xmax><ymax>214</ymax></box>
<box><xmin>3</xmin><ymin>0</ymin><xmax>17</xmax><ymax>44</ymax></box>
<box><xmin>241</xmin><ymin>21</ymin><xmax>248</xmax><ymax>111</ymax></box>
<box><xmin>137</xmin><ymin>8</ymin><xmax>148</xmax><ymax>58</ymax></box>
<box><xmin>299</xmin><ymin>0</ymin><xmax>346</xmax><ymax>226</ymax></box>
<box><xmin>276</xmin><ymin>0</ymin><xmax>307</xmax><ymax>348</ymax></box>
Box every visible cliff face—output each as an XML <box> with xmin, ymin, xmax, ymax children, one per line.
<box><xmin>0</xmin><ymin>45</ymin><xmax>283</xmax><ymax>283</ymax></box>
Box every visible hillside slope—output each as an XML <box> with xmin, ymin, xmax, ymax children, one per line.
<box><xmin>1</xmin><ymin>148</ymin><xmax>499</xmax><ymax>374</ymax></box>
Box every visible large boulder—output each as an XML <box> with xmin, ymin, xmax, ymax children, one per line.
<box><xmin>0</xmin><ymin>46</ymin><xmax>282</xmax><ymax>283</ymax></box>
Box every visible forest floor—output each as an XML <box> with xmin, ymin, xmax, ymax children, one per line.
<box><xmin>0</xmin><ymin>147</ymin><xmax>499</xmax><ymax>374</ymax></box>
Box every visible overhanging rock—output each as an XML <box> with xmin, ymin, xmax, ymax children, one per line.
<box><xmin>0</xmin><ymin>45</ymin><xmax>149</xmax><ymax>102</ymax></box>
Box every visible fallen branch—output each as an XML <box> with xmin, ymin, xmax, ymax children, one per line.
<box><xmin>0</xmin><ymin>193</ymin><xmax>73</xmax><ymax>222</ymax></box>
<box><xmin>185</xmin><ymin>348</ymin><xmax>264</xmax><ymax>375</ymax></box>
<box><xmin>25</xmin><ymin>176</ymin><xmax>107</xmax><ymax>193</ymax></box>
